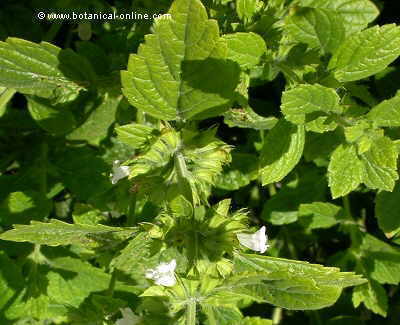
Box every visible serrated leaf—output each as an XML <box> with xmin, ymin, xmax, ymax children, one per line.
<box><xmin>223</xmin><ymin>32</ymin><xmax>267</xmax><ymax>69</ymax></box>
<box><xmin>27</xmin><ymin>96</ymin><xmax>76</xmax><ymax>135</ymax></box>
<box><xmin>375</xmin><ymin>183</ymin><xmax>400</xmax><ymax>235</ymax></box>
<box><xmin>352</xmin><ymin>280</ymin><xmax>388</xmax><ymax>317</ymax></box>
<box><xmin>0</xmin><ymin>37</ymin><xmax>95</xmax><ymax>97</ymax></box>
<box><xmin>298</xmin><ymin>202</ymin><xmax>343</xmax><ymax>229</ymax></box>
<box><xmin>286</xmin><ymin>7</ymin><xmax>345</xmax><ymax>54</ymax></box>
<box><xmin>281</xmin><ymin>84</ymin><xmax>342</xmax><ymax>125</ymax></box>
<box><xmin>367</xmin><ymin>92</ymin><xmax>400</xmax><ymax>127</ymax></box>
<box><xmin>328</xmin><ymin>144</ymin><xmax>363</xmax><ymax>199</ymax></box>
<box><xmin>300</xmin><ymin>0</ymin><xmax>379</xmax><ymax>35</ymax></box>
<box><xmin>226</xmin><ymin>253</ymin><xmax>366</xmax><ymax>310</ymax></box>
<box><xmin>115</xmin><ymin>123</ymin><xmax>159</xmax><ymax>149</ymax></box>
<box><xmin>0</xmin><ymin>220</ymin><xmax>135</xmax><ymax>248</ymax></box>
<box><xmin>329</xmin><ymin>24</ymin><xmax>400</xmax><ymax>82</ymax></box>
<box><xmin>0</xmin><ymin>87</ymin><xmax>15</xmax><ymax>117</ymax></box>
<box><xmin>121</xmin><ymin>0</ymin><xmax>240</xmax><ymax>121</ymax></box>
<box><xmin>223</xmin><ymin>107</ymin><xmax>278</xmax><ymax>130</ymax></box>
<box><xmin>360</xmin><ymin>135</ymin><xmax>398</xmax><ymax>191</ymax></box>
<box><xmin>260</xmin><ymin>120</ymin><xmax>305</xmax><ymax>185</ymax></box>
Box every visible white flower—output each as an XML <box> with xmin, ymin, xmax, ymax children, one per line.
<box><xmin>110</xmin><ymin>160</ymin><xmax>130</xmax><ymax>184</ymax></box>
<box><xmin>237</xmin><ymin>226</ymin><xmax>269</xmax><ymax>253</ymax></box>
<box><xmin>145</xmin><ymin>259</ymin><xmax>177</xmax><ymax>287</ymax></box>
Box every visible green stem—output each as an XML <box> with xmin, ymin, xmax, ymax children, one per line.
<box><xmin>342</xmin><ymin>195</ymin><xmax>352</xmax><ymax>218</ymax></box>
<box><xmin>174</xmin><ymin>151</ymin><xmax>193</xmax><ymax>205</ymax></box>
<box><xmin>342</xmin><ymin>195</ymin><xmax>362</xmax><ymax>248</ymax></box>
<box><xmin>283</xmin><ymin>227</ymin><xmax>298</xmax><ymax>259</ymax></box>
<box><xmin>186</xmin><ymin>299</ymin><xmax>197</xmax><ymax>325</ymax></box>
<box><xmin>272</xmin><ymin>307</ymin><xmax>282</xmax><ymax>324</ymax></box>
<box><xmin>107</xmin><ymin>271</ymin><xmax>117</xmax><ymax>297</ymax></box>
<box><xmin>268</xmin><ymin>183</ymin><xmax>277</xmax><ymax>196</ymax></box>
<box><xmin>126</xmin><ymin>194</ymin><xmax>137</xmax><ymax>227</ymax></box>
<box><xmin>43</xmin><ymin>23</ymin><xmax>62</xmax><ymax>42</ymax></box>
<box><xmin>40</xmin><ymin>141</ymin><xmax>48</xmax><ymax>196</ymax></box>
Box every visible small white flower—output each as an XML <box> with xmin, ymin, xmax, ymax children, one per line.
<box><xmin>237</xmin><ymin>226</ymin><xmax>269</xmax><ymax>254</ymax></box>
<box><xmin>145</xmin><ymin>259</ymin><xmax>177</xmax><ymax>287</ymax></box>
<box><xmin>110</xmin><ymin>160</ymin><xmax>130</xmax><ymax>184</ymax></box>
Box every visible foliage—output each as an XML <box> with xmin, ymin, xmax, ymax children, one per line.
<box><xmin>1</xmin><ymin>0</ymin><xmax>399</xmax><ymax>324</ymax></box>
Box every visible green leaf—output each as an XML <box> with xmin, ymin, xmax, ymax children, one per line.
<box><xmin>0</xmin><ymin>191</ymin><xmax>52</xmax><ymax>226</ymax></box>
<box><xmin>27</xmin><ymin>96</ymin><xmax>76</xmax><ymax>135</ymax></box>
<box><xmin>281</xmin><ymin>84</ymin><xmax>342</xmax><ymax>125</ymax></box>
<box><xmin>55</xmin><ymin>146</ymin><xmax>112</xmax><ymax>201</ymax></box>
<box><xmin>367</xmin><ymin>92</ymin><xmax>400</xmax><ymax>127</ymax></box>
<box><xmin>0</xmin><ymin>87</ymin><xmax>15</xmax><ymax>117</ymax></box>
<box><xmin>0</xmin><ymin>37</ymin><xmax>95</xmax><ymax>97</ymax></box>
<box><xmin>0</xmin><ymin>252</ymin><xmax>24</xmax><ymax>312</ymax></box>
<box><xmin>223</xmin><ymin>32</ymin><xmax>267</xmax><ymax>69</ymax></box>
<box><xmin>286</xmin><ymin>7</ymin><xmax>345</xmax><ymax>54</ymax></box>
<box><xmin>359</xmin><ymin>234</ymin><xmax>400</xmax><ymax>285</ymax></box>
<box><xmin>238</xmin><ymin>317</ymin><xmax>273</xmax><ymax>325</ymax></box>
<box><xmin>0</xmin><ymin>220</ymin><xmax>135</xmax><ymax>248</ymax></box>
<box><xmin>66</xmin><ymin>93</ymin><xmax>120</xmax><ymax>146</ymax></box>
<box><xmin>47</xmin><ymin>257</ymin><xmax>111</xmax><ymax>308</ymax></box>
<box><xmin>4</xmin><ymin>261</ymin><xmax>54</xmax><ymax>320</ymax></box>
<box><xmin>298</xmin><ymin>202</ymin><xmax>343</xmax><ymax>229</ymax></box>
<box><xmin>236</xmin><ymin>0</ymin><xmax>263</xmax><ymax>23</ymax></box>
<box><xmin>300</xmin><ymin>0</ymin><xmax>379</xmax><ymax>35</ymax></box>
<box><xmin>260</xmin><ymin>120</ymin><xmax>305</xmax><ymax>185</ymax></box>
<box><xmin>216</xmin><ymin>152</ymin><xmax>259</xmax><ymax>190</ymax></box>
<box><xmin>329</xmin><ymin>24</ymin><xmax>400</xmax><ymax>82</ymax></box>
<box><xmin>227</xmin><ymin>253</ymin><xmax>366</xmax><ymax>310</ymax></box>
<box><xmin>116</xmin><ymin>123</ymin><xmax>159</xmax><ymax>149</ymax></box>
<box><xmin>375</xmin><ymin>183</ymin><xmax>400</xmax><ymax>235</ymax></box>
<box><xmin>68</xmin><ymin>295</ymin><xmax>127</xmax><ymax>324</ymax></box>
<box><xmin>203</xmin><ymin>304</ymin><xmax>243</xmax><ymax>325</ymax></box>
<box><xmin>223</xmin><ymin>107</ymin><xmax>278</xmax><ymax>130</ymax></box>
<box><xmin>126</xmin><ymin>126</ymin><xmax>231</xmax><ymax>204</ymax></box>
<box><xmin>328</xmin><ymin>144</ymin><xmax>363</xmax><ymax>199</ymax></box>
<box><xmin>352</xmin><ymin>280</ymin><xmax>388</xmax><ymax>317</ymax></box>
<box><xmin>111</xmin><ymin>232</ymin><xmax>155</xmax><ymax>279</ymax></box>
<box><xmin>360</xmin><ymin>135</ymin><xmax>398</xmax><ymax>191</ymax></box>
<box><xmin>262</xmin><ymin>168</ymin><xmax>327</xmax><ymax>225</ymax></box>
<box><xmin>121</xmin><ymin>0</ymin><xmax>240</xmax><ymax>121</ymax></box>
<box><xmin>72</xmin><ymin>203</ymin><xmax>108</xmax><ymax>226</ymax></box>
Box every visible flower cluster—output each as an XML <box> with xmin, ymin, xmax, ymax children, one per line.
<box><xmin>144</xmin><ymin>226</ymin><xmax>269</xmax><ymax>287</ymax></box>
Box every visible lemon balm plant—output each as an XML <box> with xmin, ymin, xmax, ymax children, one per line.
<box><xmin>1</xmin><ymin>0</ymin><xmax>400</xmax><ymax>323</ymax></box>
